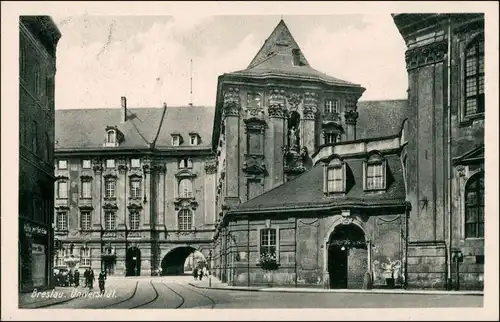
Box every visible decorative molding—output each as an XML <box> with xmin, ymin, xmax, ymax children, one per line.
<box><xmin>92</xmin><ymin>158</ymin><xmax>103</xmax><ymax>173</ymax></box>
<box><xmin>103</xmin><ymin>170</ymin><xmax>118</xmax><ymax>179</ymax></box>
<box><xmin>55</xmin><ymin>175</ymin><xmax>69</xmax><ymax>181</ymax></box>
<box><xmin>175</xmin><ymin>169</ymin><xmax>197</xmax><ymax>178</ymax></box>
<box><xmin>283</xmin><ymin>147</ymin><xmax>308</xmax><ymax>175</ymax></box>
<box><xmin>303</xmin><ymin>91</ymin><xmax>318</xmax><ymax>119</ymax></box>
<box><xmin>286</xmin><ymin>92</ymin><xmax>302</xmax><ymax>112</ymax></box>
<box><xmin>103</xmin><ymin>198</ymin><xmax>118</xmax><ymax>210</ymax></box>
<box><xmin>405</xmin><ymin>40</ymin><xmax>448</xmax><ymax>70</ymax></box>
<box><xmin>128</xmin><ymin>168</ymin><xmax>143</xmax><ymax>178</ymax></box>
<box><xmin>222</xmin><ymin>87</ymin><xmax>240</xmax><ymax>117</ymax></box>
<box><xmin>117</xmin><ymin>158</ymin><xmax>128</xmax><ymax>173</ymax></box>
<box><xmin>173</xmin><ymin>197</ymin><xmax>198</xmax><ymax>211</ymax></box>
<box><xmin>344</xmin><ymin>110</ymin><xmax>359</xmax><ymax>125</ymax></box>
<box><xmin>242</xmin><ymin>154</ymin><xmax>267</xmax><ymax>175</ymax></box>
<box><xmin>205</xmin><ymin>163</ymin><xmax>217</xmax><ymax>175</ymax></box>
<box><xmin>322</xmin><ymin>112</ymin><xmax>342</xmax><ymax>126</ymax></box>
<box><xmin>127</xmin><ymin>198</ymin><xmax>143</xmax><ymax>209</ymax></box>
<box><xmin>268</xmin><ymin>105</ymin><xmax>287</xmax><ymax>118</ymax></box>
<box><xmin>80</xmin><ymin>175</ymin><xmax>93</xmax><ymax>181</ymax></box>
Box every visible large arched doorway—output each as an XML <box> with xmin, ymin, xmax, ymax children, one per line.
<box><xmin>161</xmin><ymin>247</ymin><xmax>206</xmax><ymax>276</ymax></box>
<box><xmin>328</xmin><ymin>224</ymin><xmax>367</xmax><ymax>289</ymax></box>
<box><xmin>125</xmin><ymin>246</ymin><xmax>141</xmax><ymax>276</ymax></box>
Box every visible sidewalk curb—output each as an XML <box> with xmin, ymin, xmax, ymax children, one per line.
<box><xmin>188</xmin><ymin>283</ymin><xmax>484</xmax><ymax>296</ymax></box>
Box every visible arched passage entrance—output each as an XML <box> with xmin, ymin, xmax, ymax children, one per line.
<box><xmin>125</xmin><ymin>247</ymin><xmax>141</xmax><ymax>276</ymax></box>
<box><xmin>327</xmin><ymin>224</ymin><xmax>367</xmax><ymax>289</ymax></box>
<box><xmin>161</xmin><ymin>247</ymin><xmax>206</xmax><ymax>276</ymax></box>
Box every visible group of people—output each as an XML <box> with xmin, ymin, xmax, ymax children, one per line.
<box><xmin>192</xmin><ymin>265</ymin><xmax>210</xmax><ymax>281</ymax></box>
<box><xmin>55</xmin><ymin>268</ymin><xmax>108</xmax><ymax>294</ymax></box>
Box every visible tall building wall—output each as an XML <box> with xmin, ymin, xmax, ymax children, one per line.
<box><xmin>19</xmin><ymin>16</ymin><xmax>61</xmax><ymax>293</ymax></box>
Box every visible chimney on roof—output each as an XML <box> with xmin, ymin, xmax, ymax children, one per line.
<box><xmin>121</xmin><ymin>96</ymin><xmax>127</xmax><ymax>122</ymax></box>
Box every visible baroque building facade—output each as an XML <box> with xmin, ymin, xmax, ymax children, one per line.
<box><xmin>211</xmin><ymin>16</ymin><xmax>485</xmax><ymax>290</ymax></box>
<box><xmin>53</xmin><ymin>99</ymin><xmax>216</xmax><ymax>277</ymax></box>
<box><xmin>19</xmin><ymin>16</ymin><xmax>61</xmax><ymax>293</ymax></box>
<box><xmin>393</xmin><ymin>13</ymin><xmax>485</xmax><ymax>290</ymax></box>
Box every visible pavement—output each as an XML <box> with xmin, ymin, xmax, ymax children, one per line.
<box><xmin>188</xmin><ymin>275</ymin><xmax>484</xmax><ymax>296</ymax></box>
<box><xmin>15</xmin><ymin>276</ymin><xmax>484</xmax><ymax>310</ymax></box>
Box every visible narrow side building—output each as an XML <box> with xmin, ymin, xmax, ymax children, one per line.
<box><xmin>19</xmin><ymin>16</ymin><xmax>61</xmax><ymax>292</ymax></box>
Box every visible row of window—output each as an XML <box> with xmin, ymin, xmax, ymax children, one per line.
<box><xmin>57</xmin><ymin>158</ymin><xmax>194</xmax><ymax>170</ymax></box>
<box><xmin>55</xmin><ymin>247</ymin><xmax>90</xmax><ymax>267</ymax></box>
<box><xmin>57</xmin><ymin>177</ymin><xmax>193</xmax><ymax>199</ymax></box>
<box><xmin>55</xmin><ymin>209</ymin><xmax>194</xmax><ymax>232</ymax></box>
<box><xmin>324</xmin><ymin>157</ymin><xmax>387</xmax><ymax>193</ymax></box>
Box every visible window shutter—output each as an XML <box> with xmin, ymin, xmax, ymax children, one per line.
<box><xmin>383</xmin><ymin>159</ymin><xmax>387</xmax><ymax>190</ymax></box>
<box><xmin>323</xmin><ymin>165</ymin><xmax>328</xmax><ymax>194</ymax></box>
<box><xmin>342</xmin><ymin>164</ymin><xmax>347</xmax><ymax>192</ymax></box>
<box><xmin>363</xmin><ymin>161</ymin><xmax>367</xmax><ymax>191</ymax></box>
<box><xmin>275</xmin><ymin>227</ymin><xmax>280</xmax><ymax>263</ymax></box>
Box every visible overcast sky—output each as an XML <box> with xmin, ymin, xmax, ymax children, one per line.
<box><xmin>53</xmin><ymin>14</ymin><xmax>408</xmax><ymax>110</ymax></box>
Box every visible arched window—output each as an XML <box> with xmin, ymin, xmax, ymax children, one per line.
<box><xmin>465</xmin><ymin>172</ymin><xmax>484</xmax><ymax>238</ymax></box>
<box><xmin>178</xmin><ymin>209</ymin><xmax>192</xmax><ymax>231</ymax></box>
<box><xmin>179</xmin><ymin>179</ymin><xmax>193</xmax><ymax>198</ymax></box>
<box><xmin>106</xmin><ymin>130</ymin><xmax>116</xmax><ymax>143</ymax></box>
<box><xmin>464</xmin><ymin>35</ymin><xmax>485</xmax><ymax>116</ymax></box>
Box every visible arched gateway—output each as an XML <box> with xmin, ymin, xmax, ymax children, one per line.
<box><xmin>161</xmin><ymin>246</ymin><xmax>207</xmax><ymax>276</ymax></box>
<box><xmin>327</xmin><ymin>223</ymin><xmax>368</xmax><ymax>289</ymax></box>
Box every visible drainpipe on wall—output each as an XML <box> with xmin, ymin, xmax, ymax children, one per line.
<box><xmin>446</xmin><ymin>17</ymin><xmax>453</xmax><ymax>291</ymax></box>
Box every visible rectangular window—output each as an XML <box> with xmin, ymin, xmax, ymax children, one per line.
<box><xmin>105</xmin><ymin>179</ymin><xmax>116</xmax><ymax>198</ymax></box>
<box><xmin>325</xmin><ymin>99</ymin><xmax>339</xmax><ymax>114</ymax></box>
<box><xmin>80</xmin><ymin>211</ymin><xmax>91</xmax><ymax>230</ymax></box>
<box><xmin>129</xmin><ymin>212</ymin><xmax>140</xmax><ymax>230</ymax></box>
<box><xmin>131</xmin><ymin>158</ymin><xmax>141</xmax><ymax>168</ymax></box>
<box><xmin>178</xmin><ymin>209</ymin><xmax>192</xmax><ymax>231</ymax></box>
<box><xmin>325</xmin><ymin>133</ymin><xmax>337</xmax><ymax>144</ymax></box>
<box><xmin>35</xmin><ymin>66</ymin><xmax>41</xmax><ymax>96</ymax></box>
<box><xmin>57</xmin><ymin>181</ymin><xmax>68</xmax><ymax>199</ymax></box>
<box><xmin>58</xmin><ymin>160</ymin><xmax>67</xmax><ymax>169</ymax></box>
<box><xmin>248</xmin><ymin>132</ymin><xmax>262</xmax><ymax>155</ymax></box>
<box><xmin>260</xmin><ymin>228</ymin><xmax>277</xmax><ymax>255</ymax></box>
<box><xmin>56</xmin><ymin>211</ymin><xmax>68</xmax><ymax>231</ymax></box>
<box><xmin>172</xmin><ymin>136</ymin><xmax>180</xmax><ymax>146</ymax></box>
<box><xmin>130</xmin><ymin>180</ymin><xmax>141</xmax><ymax>198</ymax></box>
<box><xmin>327</xmin><ymin>167</ymin><xmax>343</xmax><ymax>192</ymax></box>
<box><xmin>178</xmin><ymin>158</ymin><xmax>192</xmax><ymax>169</ymax></box>
<box><xmin>190</xmin><ymin>135</ymin><xmax>198</xmax><ymax>145</ymax></box>
<box><xmin>82</xmin><ymin>160</ymin><xmax>91</xmax><ymax>169</ymax></box>
<box><xmin>106</xmin><ymin>131</ymin><xmax>116</xmax><ymax>143</ymax></box>
<box><xmin>366</xmin><ymin>163</ymin><xmax>385</xmax><ymax>190</ymax></box>
<box><xmin>81</xmin><ymin>181</ymin><xmax>92</xmax><ymax>199</ymax></box>
<box><xmin>104</xmin><ymin>212</ymin><xmax>116</xmax><ymax>230</ymax></box>
<box><xmin>106</xmin><ymin>159</ymin><xmax>115</xmax><ymax>169</ymax></box>
<box><xmin>56</xmin><ymin>249</ymin><xmax>67</xmax><ymax>267</ymax></box>
<box><xmin>464</xmin><ymin>37</ymin><xmax>485</xmax><ymax>116</ymax></box>
<box><xmin>80</xmin><ymin>248</ymin><xmax>91</xmax><ymax>267</ymax></box>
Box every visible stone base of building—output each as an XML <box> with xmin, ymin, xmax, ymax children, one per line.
<box><xmin>406</xmin><ymin>241</ymin><xmax>447</xmax><ymax>289</ymax></box>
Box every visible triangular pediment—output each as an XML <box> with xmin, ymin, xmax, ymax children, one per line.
<box><xmin>453</xmin><ymin>144</ymin><xmax>484</xmax><ymax>165</ymax></box>
<box><xmin>243</xmin><ymin>163</ymin><xmax>267</xmax><ymax>174</ymax></box>
<box><xmin>247</xmin><ymin>20</ymin><xmax>310</xmax><ymax>69</ymax></box>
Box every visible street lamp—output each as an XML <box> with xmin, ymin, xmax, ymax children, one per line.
<box><xmin>208</xmin><ymin>250</ymin><xmax>213</xmax><ymax>288</ymax></box>
<box><xmin>452</xmin><ymin>249</ymin><xmax>464</xmax><ymax>291</ymax></box>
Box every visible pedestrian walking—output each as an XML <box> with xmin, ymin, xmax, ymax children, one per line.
<box><xmin>84</xmin><ymin>269</ymin><xmax>89</xmax><ymax>287</ymax></box>
<box><xmin>74</xmin><ymin>270</ymin><xmax>80</xmax><ymax>288</ymax></box>
<box><xmin>68</xmin><ymin>270</ymin><xmax>74</xmax><ymax>287</ymax></box>
<box><xmin>98</xmin><ymin>270</ymin><xmax>106</xmax><ymax>294</ymax></box>
<box><xmin>88</xmin><ymin>268</ymin><xmax>95</xmax><ymax>290</ymax></box>
<box><xmin>193</xmin><ymin>267</ymin><xmax>198</xmax><ymax>281</ymax></box>
<box><xmin>202</xmin><ymin>266</ymin><xmax>208</xmax><ymax>278</ymax></box>
<box><xmin>198</xmin><ymin>267</ymin><xmax>203</xmax><ymax>281</ymax></box>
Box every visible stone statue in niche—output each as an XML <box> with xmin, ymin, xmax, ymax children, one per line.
<box><xmin>288</xmin><ymin>126</ymin><xmax>299</xmax><ymax>150</ymax></box>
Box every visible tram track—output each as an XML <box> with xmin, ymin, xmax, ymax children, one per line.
<box><xmin>174</xmin><ymin>282</ymin><xmax>216</xmax><ymax>309</ymax></box>
<box><xmin>129</xmin><ymin>280</ymin><xmax>159</xmax><ymax>309</ymax></box>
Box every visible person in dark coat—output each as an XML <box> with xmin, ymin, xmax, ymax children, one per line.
<box><xmin>98</xmin><ymin>270</ymin><xmax>107</xmax><ymax>294</ymax></box>
<box><xmin>74</xmin><ymin>270</ymin><xmax>80</xmax><ymax>287</ymax></box>
<box><xmin>68</xmin><ymin>270</ymin><xmax>74</xmax><ymax>287</ymax></box>
<box><xmin>193</xmin><ymin>267</ymin><xmax>198</xmax><ymax>281</ymax></box>
<box><xmin>84</xmin><ymin>269</ymin><xmax>89</xmax><ymax>287</ymax></box>
<box><xmin>88</xmin><ymin>269</ymin><xmax>95</xmax><ymax>290</ymax></box>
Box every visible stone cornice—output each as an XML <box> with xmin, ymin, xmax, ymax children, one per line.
<box><xmin>222</xmin><ymin>87</ymin><xmax>240</xmax><ymax>117</ymax></box>
<box><xmin>405</xmin><ymin>40</ymin><xmax>448</xmax><ymax>71</ymax></box>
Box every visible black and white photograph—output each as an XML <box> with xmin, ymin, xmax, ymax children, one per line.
<box><xmin>1</xmin><ymin>1</ymin><xmax>498</xmax><ymax>320</ymax></box>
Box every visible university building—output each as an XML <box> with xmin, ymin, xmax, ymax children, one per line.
<box><xmin>211</xmin><ymin>15</ymin><xmax>484</xmax><ymax>290</ymax></box>
<box><xmin>19</xmin><ymin>16</ymin><xmax>61</xmax><ymax>292</ymax></box>
<box><xmin>53</xmin><ymin>100</ymin><xmax>216</xmax><ymax>276</ymax></box>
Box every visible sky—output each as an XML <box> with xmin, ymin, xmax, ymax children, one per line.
<box><xmin>53</xmin><ymin>14</ymin><xmax>408</xmax><ymax>110</ymax></box>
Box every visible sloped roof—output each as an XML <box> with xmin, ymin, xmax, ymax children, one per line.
<box><xmin>232</xmin><ymin>154</ymin><xmax>406</xmax><ymax>214</ymax></box>
<box><xmin>356</xmin><ymin>99</ymin><xmax>408</xmax><ymax>139</ymax></box>
<box><xmin>226</xmin><ymin>20</ymin><xmax>362</xmax><ymax>88</ymax></box>
<box><xmin>55</xmin><ymin>106</ymin><xmax>214</xmax><ymax>151</ymax></box>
